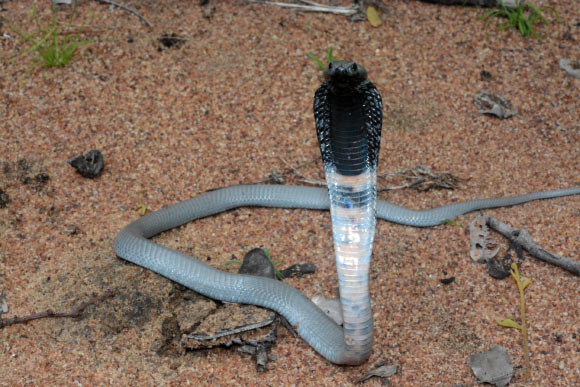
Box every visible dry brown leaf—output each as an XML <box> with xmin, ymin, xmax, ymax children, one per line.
<box><xmin>469</xmin><ymin>214</ymin><xmax>499</xmax><ymax>263</ymax></box>
<box><xmin>366</xmin><ymin>6</ymin><xmax>382</xmax><ymax>28</ymax></box>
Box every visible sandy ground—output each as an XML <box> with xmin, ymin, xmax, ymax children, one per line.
<box><xmin>1</xmin><ymin>0</ymin><xmax>579</xmax><ymax>385</ymax></box>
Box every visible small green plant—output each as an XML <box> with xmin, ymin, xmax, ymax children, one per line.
<box><xmin>307</xmin><ymin>48</ymin><xmax>336</xmax><ymax>70</ymax></box>
<box><xmin>480</xmin><ymin>1</ymin><xmax>558</xmax><ymax>38</ymax></box>
<box><xmin>497</xmin><ymin>263</ymin><xmax>531</xmax><ymax>381</ymax></box>
<box><xmin>13</xmin><ymin>5</ymin><xmax>92</xmax><ymax>68</ymax></box>
<box><xmin>226</xmin><ymin>248</ymin><xmax>284</xmax><ymax>281</ymax></box>
<box><xmin>263</xmin><ymin>249</ymin><xmax>285</xmax><ymax>280</ymax></box>
<box><xmin>443</xmin><ymin>219</ymin><xmax>464</xmax><ymax>227</ymax></box>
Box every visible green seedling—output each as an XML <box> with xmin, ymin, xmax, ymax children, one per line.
<box><xmin>12</xmin><ymin>4</ymin><xmax>92</xmax><ymax>68</ymax></box>
<box><xmin>443</xmin><ymin>219</ymin><xmax>464</xmax><ymax>227</ymax></box>
<box><xmin>497</xmin><ymin>263</ymin><xmax>531</xmax><ymax>381</ymax></box>
<box><xmin>480</xmin><ymin>1</ymin><xmax>558</xmax><ymax>38</ymax></box>
<box><xmin>307</xmin><ymin>48</ymin><xmax>336</xmax><ymax>70</ymax></box>
<box><xmin>263</xmin><ymin>249</ymin><xmax>285</xmax><ymax>280</ymax></box>
<box><xmin>226</xmin><ymin>248</ymin><xmax>284</xmax><ymax>281</ymax></box>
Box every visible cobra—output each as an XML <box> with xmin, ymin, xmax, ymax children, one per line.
<box><xmin>114</xmin><ymin>61</ymin><xmax>580</xmax><ymax>365</ymax></box>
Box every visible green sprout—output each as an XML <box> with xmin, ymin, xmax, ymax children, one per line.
<box><xmin>480</xmin><ymin>1</ymin><xmax>558</xmax><ymax>38</ymax></box>
<box><xmin>497</xmin><ymin>263</ymin><xmax>531</xmax><ymax>381</ymax></box>
<box><xmin>307</xmin><ymin>48</ymin><xmax>336</xmax><ymax>70</ymax></box>
<box><xmin>12</xmin><ymin>4</ymin><xmax>93</xmax><ymax>68</ymax></box>
<box><xmin>443</xmin><ymin>219</ymin><xmax>464</xmax><ymax>227</ymax></box>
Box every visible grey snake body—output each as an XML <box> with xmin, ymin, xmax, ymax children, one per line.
<box><xmin>115</xmin><ymin>61</ymin><xmax>580</xmax><ymax>365</ymax></box>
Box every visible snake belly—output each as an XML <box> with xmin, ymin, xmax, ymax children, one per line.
<box><xmin>313</xmin><ymin>61</ymin><xmax>383</xmax><ymax>362</ymax></box>
<box><xmin>114</xmin><ymin>61</ymin><xmax>580</xmax><ymax>366</ymax></box>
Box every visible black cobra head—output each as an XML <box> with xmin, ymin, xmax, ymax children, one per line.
<box><xmin>314</xmin><ymin>60</ymin><xmax>382</xmax><ymax>176</ymax></box>
<box><xmin>323</xmin><ymin>61</ymin><xmax>369</xmax><ymax>95</ymax></box>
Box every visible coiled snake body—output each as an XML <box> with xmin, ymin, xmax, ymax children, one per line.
<box><xmin>115</xmin><ymin>61</ymin><xmax>580</xmax><ymax>365</ymax></box>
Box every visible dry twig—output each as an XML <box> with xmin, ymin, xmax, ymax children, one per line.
<box><xmin>484</xmin><ymin>215</ymin><xmax>579</xmax><ymax>276</ymax></box>
<box><xmin>248</xmin><ymin>0</ymin><xmax>361</xmax><ymax>16</ymax></box>
<box><xmin>278</xmin><ymin>157</ymin><xmax>326</xmax><ymax>186</ymax></box>
<box><xmin>0</xmin><ymin>290</ymin><xmax>115</xmax><ymax>329</ymax></box>
<box><xmin>378</xmin><ymin>164</ymin><xmax>463</xmax><ymax>192</ymax></box>
<box><xmin>94</xmin><ymin>0</ymin><xmax>153</xmax><ymax>27</ymax></box>
<box><xmin>253</xmin><ymin>162</ymin><xmax>464</xmax><ymax>193</ymax></box>
<box><xmin>187</xmin><ymin>314</ymin><xmax>276</xmax><ymax>341</ymax></box>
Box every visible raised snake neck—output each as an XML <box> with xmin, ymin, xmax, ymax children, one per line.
<box><xmin>114</xmin><ymin>61</ymin><xmax>580</xmax><ymax>365</ymax></box>
<box><xmin>312</xmin><ymin>61</ymin><xmax>382</xmax><ymax>361</ymax></box>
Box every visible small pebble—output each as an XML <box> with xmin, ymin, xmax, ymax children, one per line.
<box><xmin>0</xmin><ymin>189</ymin><xmax>9</xmax><ymax>208</ymax></box>
<box><xmin>64</xmin><ymin>225</ymin><xmax>80</xmax><ymax>235</ymax></box>
<box><xmin>480</xmin><ymin>70</ymin><xmax>492</xmax><ymax>81</ymax></box>
<box><xmin>238</xmin><ymin>248</ymin><xmax>276</xmax><ymax>280</ymax></box>
<box><xmin>69</xmin><ymin>150</ymin><xmax>105</xmax><ymax>178</ymax></box>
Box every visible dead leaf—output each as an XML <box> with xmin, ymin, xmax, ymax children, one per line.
<box><xmin>136</xmin><ymin>204</ymin><xmax>147</xmax><ymax>216</ymax></box>
<box><xmin>559</xmin><ymin>58</ymin><xmax>580</xmax><ymax>79</ymax></box>
<box><xmin>469</xmin><ymin>214</ymin><xmax>499</xmax><ymax>263</ymax></box>
<box><xmin>357</xmin><ymin>364</ymin><xmax>398</xmax><ymax>383</ymax></box>
<box><xmin>469</xmin><ymin>345</ymin><xmax>513</xmax><ymax>387</ymax></box>
<box><xmin>136</xmin><ymin>190</ymin><xmax>148</xmax><ymax>216</ymax></box>
<box><xmin>497</xmin><ymin>318</ymin><xmax>522</xmax><ymax>330</ymax></box>
<box><xmin>474</xmin><ymin>90</ymin><xmax>517</xmax><ymax>119</ymax></box>
<box><xmin>366</xmin><ymin>6</ymin><xmax>382</xmax><ymax>28</ymax></box>
<box><xmin>0</xmin><ymin>290</ymin><xmax>7</xmax><ymax>318</ymax></box>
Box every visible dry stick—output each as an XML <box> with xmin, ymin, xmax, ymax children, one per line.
<box><xmin>417</xmin><ymin>0</ymin><xmax>499</xmax><ymax>7</ymax></box>
<box><xmin>248</xmin><ymin>0</ymin><xmax>360</xmax><ymax>16</ymax></box>
<box><xmin>247</xmin><ymin>157</ymin><xmax>321</xmax><ymax>185</ymax></box>
<box><xmin>417</xmin><ymin>0</ymin><xmax>521</xmax><ymax>8</ymax></box>
<box><xmin>378</xmin><ymin>179</ymin><xmax>425</xmax><ymax>192</ymax></box>
<box><xmin>378</xmin><ymin>165</ymin><xmax>463</xmax><ymax>192</ymax></box>
<box><xmin>94</xmin><ymin>0</ymin><xmax>153</xmax><ymax>27</ymax></box>
<box><xmin>276</xmin><ymin>159</ymin><xmax>462</xmax><ymax>192</ymax></box>
<box><xmin>0</xmin><ymin>290</ymin><xmax>115</xmax><ymax>329</ymax></box>
<box><xmin>485</xmin><ymin>216</ymin><xmax>580</xmax><ymax>276</ymax></box>
<box><xmin>187</xmin><ymin>314</ymin><xmax>276</xmax><ymax>341</ymax></box>
<box><xmin>278</xmin><ymin>156</ymin><xmax>326</xmax><ymax>186</ymax></box>
<box><xmin>288</xmin><ymin>156</ymin><xmax>319</xmax><ymax>170</ymax></box>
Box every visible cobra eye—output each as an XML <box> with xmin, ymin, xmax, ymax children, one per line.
<box><xmin>351</xmin><ymin>63</ymin><xmax>358</xmax><ymax>72</ymax></box>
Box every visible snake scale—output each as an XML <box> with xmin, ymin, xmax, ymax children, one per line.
<box><xmin>115</xmin><ymin>61</ymin><xmax>580</xmax><ymax>365</ymax></box>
